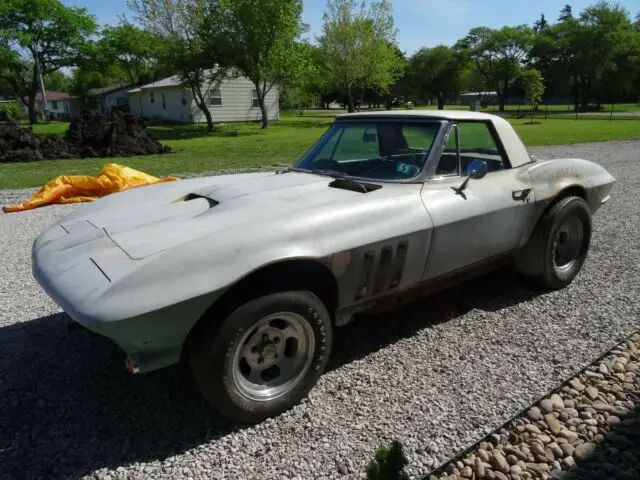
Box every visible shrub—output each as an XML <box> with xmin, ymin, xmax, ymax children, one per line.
<box><xmin>366</xmin><ymin>440</ymin><xmax>410</xmax><ymax>480</ymax></box>
<box><xmin>0</xmin><ymin>101</ymin><xmax>20</xmax><ymax>121</ymax></box>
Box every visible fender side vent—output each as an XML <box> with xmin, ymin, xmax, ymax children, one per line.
<box><xmin>353</xmin><ymin>240</ymin><xmax>409</xmax><ymax>301</ymax></box>
<box><xmin>354</xmin><ymin>251</ymin><xmax>375</xmax><ymax>300</ymax></box>
<box><xmin>373</xmin><ymin>246</ymin><xmax>393</xmax><ymax>295</ymax></box>
<box><xmin>389</xmin><ymin>241</ymin><xmax>408</xmax><ymax>289</ymax></box>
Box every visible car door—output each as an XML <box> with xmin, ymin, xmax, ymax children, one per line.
<box><xmin>420</xmin><ymin>120</ymin><xmax>536</xmax><ymax>281</ymax></box>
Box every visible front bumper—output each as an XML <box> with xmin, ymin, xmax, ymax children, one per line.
<box><xmin>31</xmin><ymin>222</ymin><xmax>222</xmax><ymax>373</ymax></box>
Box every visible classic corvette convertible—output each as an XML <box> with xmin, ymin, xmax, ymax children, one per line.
<box><xmin>32</xmin><ymin>110</ymin><xmax>615</xmax><ymax>423</ymax></box>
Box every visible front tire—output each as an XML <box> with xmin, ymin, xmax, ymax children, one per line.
<box><xmin>188</xmin><ymin>291</ymin><xmax>333</xmax><ymax>424</ymax></box>
<box><xmin>515</xmin><ymin>195</ymin><xmax>592</xmax><ymax>289</ymax></box>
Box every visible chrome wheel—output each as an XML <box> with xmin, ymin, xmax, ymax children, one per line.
<box><xmin>231</xmin><ymin>312</ymin><xmax>315</xmax><ymax>402</ymax></box>
<box><xmin>553</xmin><ymin>215</ymin><xmax>584</xmax><ymax>271</ymax></box>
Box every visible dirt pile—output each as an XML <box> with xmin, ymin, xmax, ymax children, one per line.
<box><xmin>0</xmin><ymin>113</ymin><xmax>170</xmax><ymax>163</ymax></box>
<box><xmin>64</xmin><ymin>113</ymin><xmax>171</xmax><ymax>158</ymax></box>
<box><xmin>0</xmin><ymin>121</ymin><xmax>72</xmax><ymax>162</ymax></box>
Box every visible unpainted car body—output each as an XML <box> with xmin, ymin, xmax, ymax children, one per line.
<box><xmin>32</xmin><ymin>110</ymin><xmax>615</xmax><ymax>422</ymax></box>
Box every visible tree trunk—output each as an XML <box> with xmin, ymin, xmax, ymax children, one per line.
<box><xmin>28</xmin><ymin>75</ymin><xmax>39</xmax><ymax>125</ymax></box>
<box><xmin>259</xmin><ymin>95</ymin><xmax>269</xmax><ymax>129</ymax></box>
<box><xmin>347</xmin><ymin>85</ymin><xmax>355</xmax><ymax>113</ymax></box>
<box><xmin>27</xmin><ymin>96</ymin><xmax>38</xmax><ymax>124</ymax></box>
<box><xmin>194</xmin><ymin>99</ymin><xmax>214</xmax><ymax>132</ymax></box>
<box><xmin>203</xmin><ymin>106</ymin><xmax>214</xmax><ymax>132</ymax></box>
<box><xmin>437</xmin><ymin>95</ymin><xmax>444</xmax><ymax>110</ymax></box>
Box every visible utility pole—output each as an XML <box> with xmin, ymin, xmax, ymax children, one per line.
<box><xmin>33</xmin><ymin>32</ymin><xmax>48</xmax><ymax>119</ymax></box>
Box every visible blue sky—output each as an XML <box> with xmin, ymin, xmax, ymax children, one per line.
<box><xmin>64</xmin><ymin>0</ymin><xmax>639</xmax><ymax>55</ymax></box>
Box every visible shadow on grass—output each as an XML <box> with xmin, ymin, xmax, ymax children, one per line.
<box><xmin>148</xmin><ymin>122</ymin><xmax>261</xmax><ymax>141</ymax></box>
<box><xmin>273</xmin><ymin>119</ymin><xmax>333</xmax><ymax>129</ymax></box>
<box><xmin>0</xmin><ymin>268</ymin><xmax>549</xmax><ymax>480</ymax></box>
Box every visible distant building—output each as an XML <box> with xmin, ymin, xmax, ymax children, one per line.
<box><xmin>20</xmin><ymin>91</ymin><xmax>72</xmax><ymax>119</ymax></box>
<box><xmin>75</xmin><ymin>84</ymin><xmax>134</xmax><ymax>116</ymax></box>
<box><xmin>458</xmin><ymin>91</ymin><xmax>499</xmax><ymax>105</ymax></box>
<box><xmin>127</xmin><ymin>69</ymin><xmax>279</xmax><ymax>123</ymax></box>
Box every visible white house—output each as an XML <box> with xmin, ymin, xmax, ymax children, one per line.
<box><xmin>127</xmin><ymin>69</ymin><xmax>279</xmax><ymax>123</ymax></box>
<box><xmin>21</xmin><ymin>91</ymin><xmax>72</xmax><ymax>119</ymax></box>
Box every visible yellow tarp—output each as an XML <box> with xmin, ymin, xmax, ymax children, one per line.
<box><xmin>2</xmin><ymin>163</ymin><xmax>179</xmax><ymax>213</ymax></box>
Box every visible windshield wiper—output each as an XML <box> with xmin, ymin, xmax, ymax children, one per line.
<box><xmin>311</xmin><ymin>169</ymin><xmax>370</xmax><ymax>193</ymax></box>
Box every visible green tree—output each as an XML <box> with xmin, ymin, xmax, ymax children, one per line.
<box><xmin>558</xmin><ymin>4</ymin><xmax>573</xmax><ymax>22</ymax></box>
<box><xmin>408</xmin><ymin>45</ymin><xmax>469</xmax><ymax>110</ymax></box>
<box><xmin>537</xmin><ymin>1</ymin><xmax>639</xmax><ymax>111</ymax></box>
<box><xmin>318</xmin><ymin>0</ymin><xmax>404</xmax><ymax>112</ymax></box>
<box><xmin>279</xmin><ymin>42</ymin><xmax>320</xmax><ymax>115</ymax></box>
<box><xmin>533</xmin><ymin>13</ymin><xmax>549</xmax><ymax>33</ymax></box>
<box><xmin>44</xmin><ymin>70</ymin><xmax>72</xmax><ymax>92</ymax></box>
<box><xmin>129</xmin><ymin>0</ymin><xmax>231</xmax><ymax>132</ymax></box>
<box><xmin>98</xmin><ymin>23</ymin><xmax>165</xmax><ymax>85</ymax></box>
<box><xmin>521</xmin><ymin>68</ymin><xmax>545</xmax><ymax>122</ymax></box>
<box><xmin>455</xmin><ymin>25</ymin><xmax>534</xmax><ymax>111</ymax></box>
<box><xmin>0</xmin><ymin>0</ymin><xmax>97</xmax><ymax>123</ymax></box>
<box><xmin>208</xmin><ymin>0</ymin><xmax>311</xmax><ymax>128</ymax></box>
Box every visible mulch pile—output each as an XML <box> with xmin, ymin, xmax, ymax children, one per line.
<box><xmin>0</xmin><ymin>113</ymin><xmax>170</xmax><ymax>163</ymax></box>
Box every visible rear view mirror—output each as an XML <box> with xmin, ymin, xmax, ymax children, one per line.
<box><xmin>362</xmin><ymin>129</ymin><xmax>377</xmax><ymax>143</ymax></box>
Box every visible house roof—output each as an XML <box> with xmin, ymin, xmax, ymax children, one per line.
<box><xmin>36</xmin><ymin>91</ymin><xmax>71</xmax><ymax>101</ymax></box>
<box><xmin>87</xmin><ymin>84</ymin><xmax>134</xmax><ymax>96</ymax></box>
<box><xmin>129</xmin><ymin>68</ymin><xmax>222</xmax><ymax>93</ymax></box>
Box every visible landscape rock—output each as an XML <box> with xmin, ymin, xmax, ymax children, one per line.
<box><xmin>426</xmin><ymin>331</ymin><xmax>639</xmax><ymax>480</ymax></box>
<box><xmin>545</xmin><ymin>414</ymin><xmax>562</xmax><ymax>434</ymax></box>
<box><xmin>490</xmin><ymin>452</ymin><xmax>510</xmax><ymax>473</ymax></box>
<box><xmin>574</xmin><ymin>442</ymin><xmax>596</xmax><ymax>462</ymax></box>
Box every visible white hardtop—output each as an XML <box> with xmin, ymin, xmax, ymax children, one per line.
<box><xmin>336</xmin><ymin>109</ymin><xmax>497</xmax><ymax>121</ymax></box>
<box><xmin>335</xmin><ymin>109</ymin><xmax>533</xmax><ymax>168</ymax></box>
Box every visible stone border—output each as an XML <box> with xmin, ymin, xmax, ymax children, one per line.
<box><xmin>424</xmin><ymin>330</ymin><xmax>640</xmax><ymax>480</ymax></box>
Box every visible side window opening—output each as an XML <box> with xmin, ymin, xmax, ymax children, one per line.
<box><xmin>435</xmin><ymin>121</ymin><xmax>509</xmax><ymax>177</ymax></box>
<box><xmin>435</xmin><ymin>124</ymin><xmax>459</xmax><ymax>176</ymax></box>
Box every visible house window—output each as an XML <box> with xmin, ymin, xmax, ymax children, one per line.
<box><xmin>150</xmin><ymin>91</ymin><xmax>154</xmax><ymax>103</ymax></box>
<box><xmin>181</xmin><ymin>92</ymin><xmax>187</xmax><ymax>106</ymax></box>
<box><xmin>251</xmin><ymin>89</ymin><xmax>260</xmax><ymax>108</ymax></box>
<box><xmin>210</xmin><ymin>88</ymin><xmax>222</xmax><ymax>106</ymax></box>
<box><xmin>116</xmin><ymin>97</ymin><xmax>127</xmax><ymax>106</ymax></box>
<box><xmin>51</xmin><ymin>100</ymin><xmax>58</xmax><ymax>109</ymax></box>
<box><xmin>161</xmin><ymin>92</ymin><xmax>166</xmax><ymax>111</ymax></box>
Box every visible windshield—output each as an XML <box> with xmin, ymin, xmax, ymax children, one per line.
<box><xmin>293</xmin><ymin>120</ymin><xmax>442</xmax><ymax>181</ymax></box>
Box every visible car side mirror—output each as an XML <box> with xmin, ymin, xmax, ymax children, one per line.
<box><xmin>466</xmin><ymin>159</ymin><xmax>488</xmax><ymax>179</ymax></box>
<box><xmin>452</xmin><ymin>159</ymin><xmax>489</xmax><ymax>197</ymax></box>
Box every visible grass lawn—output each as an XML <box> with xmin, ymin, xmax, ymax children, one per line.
<box><xmin>1</xmin><ymin>113</ymin><xmax>639</xmax><ymax>190</ymax></box>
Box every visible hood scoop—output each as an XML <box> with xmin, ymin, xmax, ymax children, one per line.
<box><xmin>328</xmin><ymin>177</ymin><xmax>383</xmax><ymax>194</ymax></box>
<box><xmin>183</xmin><ymin>192</ymin><xmax>219</xmax><ymax>208</ymax></box>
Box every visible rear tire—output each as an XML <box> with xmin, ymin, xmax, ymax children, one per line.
<box><xmin>188</xmin><ymin>291</ymin><xmax>333</xmax><ymax>424</ymax></box>
<box><xmin>515</xmin><ymin>195</ymin><xmax>592</xmax><ymax>289</ymax></box>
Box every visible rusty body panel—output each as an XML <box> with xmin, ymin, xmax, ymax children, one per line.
<box><xmin>32</xmin><ymin>110</ymin><xmax>616</xmax><ymax>373</ymax></box>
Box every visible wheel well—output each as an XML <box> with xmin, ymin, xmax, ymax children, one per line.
<box><xmin>537</xmin><ymin>185</ymin><xmax>589</xmax><ymax>231</ymax></box>
<box><xmin>545</xmin><ymin>185</ymin><xmax>587</xmax><ymax>213</ymax></box>
<box><xmin>182</xmin><ymin>259</ymin><xmax>339</xmax><ymax>358</ymax></box>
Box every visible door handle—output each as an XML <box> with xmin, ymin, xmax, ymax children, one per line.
<box><xmin>512</xmin><ymin>188</ymin><xmax>531</xmax><ymax>202</ymax></box>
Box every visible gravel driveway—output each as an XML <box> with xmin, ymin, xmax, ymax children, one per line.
<box><xmin>1</xmin><ymin>140</ymin><xmax>639</xmax><ymax>480</ymax></box>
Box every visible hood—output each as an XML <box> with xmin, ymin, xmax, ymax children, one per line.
<box><xmin>45</xmin><ymin>170</ymin><xmax>398</xmax><ymax>260</ymax></box>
